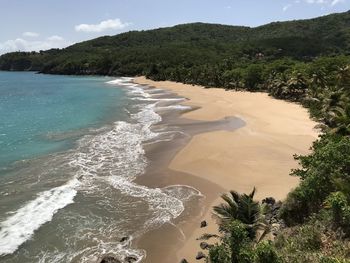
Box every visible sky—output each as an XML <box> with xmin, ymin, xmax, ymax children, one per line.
<box><xmin>0</xmin><ymin>0</ymin><xmax>349</xmax><ymax>55</ymax></box>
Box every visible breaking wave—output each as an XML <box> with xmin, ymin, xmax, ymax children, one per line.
<box><xmin>0</xmin><ymin>78</ymin><xmax>200</xmax><ymax>262</ymax></box>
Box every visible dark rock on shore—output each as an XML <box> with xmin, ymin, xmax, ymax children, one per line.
<box><xmin>180</xmin><ymin>259</ymin><xmax>189</xmax><ymax>263</ymax></box>
<box><xmin>125</xmin><ymin>255</ymin><xmax>138</xmax><ymax>262</ymax></box>
<box><xmin>196</xmin><ymin>233</ymin><xmax>218</xmax><ymax>240</ymax></box>
<box><xmin>100</xmin><ymin>256</ymin><xmax>121</xmax><ymax>263</ymax></box>
<box><xmin>200</xmin><ymin>242</ymin><xmax>210</xmax><ymax>250</ymax></box>
<box><xmin>200</xmin><ymin>220</ymin><xmax>207</xmax><ymax>228</ymax></box>
<box><xmin>120</xmin><ymin>236</ymin><xmax>129</xmax><ymax>243</ymax></box>
<box><xmin>99</xmin><ymin>254</ymin><xmax>138</xmax><ymax>263</ymax></box>
<box><xmin>262</xmin><ymin>197</ymin><xmax>287</xmax><ymax>238</ymax></box>
<box><xmin>262</xmin><ymin>197</ymin><xmax>276</xmax><ymax>205</ymax></box>
<box><xmin>196</xmin><ymin>251</ymin><xmax>206</xmax><ymax>260</ymax></box>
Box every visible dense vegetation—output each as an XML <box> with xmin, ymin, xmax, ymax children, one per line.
<box><xmin>1</xmin><ymin>10</ymin><xmax>350</xmax><ymax>77</ymax></box>
<box><xmin>3</xmin><ymin>10</ymin><xmax>350</xmax><ymax>263</ymax></box>
<box><xmin>202</xmin><ymin>54</ymin><xmax>350</xmax><ymax>262</ymax></box>
<box><xmin>201</xmin><ymin>53</ymin><xmax>350</xmax><ymax>262</ymax></box>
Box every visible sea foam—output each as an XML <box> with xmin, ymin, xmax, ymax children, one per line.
<box><xmin>0</xmin><ymin>78</ymin><xmax>200</xmax><ymax>261</ymax></box>
<box><xmin>0</xmin><ymin>179</ymin><xmax>79</xmax><ymax>256</ymax></box>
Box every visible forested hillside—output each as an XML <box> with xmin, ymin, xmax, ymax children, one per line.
<box><xmin>1</xmin><ymin>10</ymin><xmax>350</xmax><ymax>78</ymax></box>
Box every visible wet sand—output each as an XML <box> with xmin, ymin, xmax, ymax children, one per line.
<box><xmin>133</xmin><ymin>77</ymin><xmax>319</xmax><ymax>262</ymax></box>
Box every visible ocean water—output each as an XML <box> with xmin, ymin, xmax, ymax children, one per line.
<box><xmin>0</xmin><ymin>72</ymin><xmax>128</xmax><ymax>167</ymax></box>
<box><xmin>0</xmin><ymin>72</ymin><xmax>201</xmax><ymax>263</ymax></box>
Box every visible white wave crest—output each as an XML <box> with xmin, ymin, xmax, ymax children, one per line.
<box><xmin>163</xmin><ymin>185</ymin><xmax>203</xmax><ymax>202</ymax></box>
<box><xmin>106</xmin><ymin>77</ymin><xmax>134</xmax><ymax>86</ymax></box>
<box><xmin>107</xmin><ymin>176</ymin><xmax>184</xmax><ymax>227</ymax></box>
<box><xmin>155</xmin><ymin>105</ymin><xmax>192</xmax><ymax>111</ymax></box>
<box><xmin>0</xmin><ymin>179</ymin><xmax>79</xmax><ymax>256</ymax></box>
<box><xmin>132</xmin><ymin>97</ymin><xmax>185</xmax><ymax>102</ymax></box>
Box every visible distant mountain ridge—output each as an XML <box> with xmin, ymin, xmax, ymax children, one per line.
<box><xmin>1</xmin><ymin>10</ymin><xmax>350</xmax><ymax>76</ymax></box>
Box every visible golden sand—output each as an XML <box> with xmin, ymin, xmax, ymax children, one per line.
<box><xmin>134</xmin><ymin>77</ymin><xmax>319</xmax><ymax>262</ymax></box>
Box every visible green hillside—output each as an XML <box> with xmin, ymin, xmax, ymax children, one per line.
<box><xmin>1</xmin><ymin>10</ymin><xmax>350</xmax><ymax>77</ymax></box>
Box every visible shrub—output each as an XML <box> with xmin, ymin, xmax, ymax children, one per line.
<box><xmin>279</xmin><ymin>186</ymin><xmax>311</xmax><ymax>225</ymax></box>
<box><xmin>326</xmin><ymin>192</ymin><xmax>350</xmax><ymax>235</ymax></box>
<box><xmin>298</xmin><ymin>225</ymin><xmax>323</xmax><ymax>251</ymax></box>
<box><xmin>255</xmin><ymin>241</ymin><xmax>281</xmax><ymax>263</ymax></box>
<box><xmin>280</xmin><ymin>134</ymin><xmax>350</xmax><ymax>225</ymax></box>
<box><xmin>228</xmin><ymin>220</ymin><xmax>251</xmax><ymax>263</ymax></box>
<box><xmin>209</xmin><ymin>220</ymin><xmax>253</xmax><ymax>263</ymax></box>
<box><xmin>209</xmin><ymin>244</ymin><xmax>230</xmax><ymax>263</ymax></box>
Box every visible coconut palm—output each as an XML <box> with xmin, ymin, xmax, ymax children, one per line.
<box><xmin>308</xmin><ymin>71</ymin><xmax>327</xmax><ymax>97</ymax></box>
<box><xmin>268</xmin><ymin>74</ymin><xmax>289</xmax><ymax>99</ymax></box>
<box><xmin>286</xmin><ymin>72</ymin><xmax>308</xmax><ymax>101</ymax></box>
<box><xmin>329</xmin><ymin>104</ymin><xmax>350</xmax><ymax>135</ymax></box>
<box><xmin>317</xmin><ymin>90</ymin><xmax>343</xmax><ymax>124</ymax></box>
<box><xmin>336</xmin><ymin>65</ymin><xmax>350</xmax><ymax>93</ymax></box>
<box><xmin>213</xmin><ymin>188</ymin><xmax>265</xmax><ymax>239</ymax></box>
<box><xmin>302</xmin><ymin>71</ymin><xmax>328</xmax><ymax>111</ymax></box>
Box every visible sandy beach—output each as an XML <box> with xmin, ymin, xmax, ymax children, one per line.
<box><xmin>134</xmin><ymin>76</ymin><xmax>319</xmax><ymax>262</ymax></box>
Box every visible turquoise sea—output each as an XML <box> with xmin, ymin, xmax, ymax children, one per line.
<box><xmin>0</xmin><ymin>72</ymin><xmax>201</xmax><ymax>263</ymax></box>
<box><xmin>0</xmin><ymin>72</ymin><xmax>128</xmax><ymax>167</ymax></box>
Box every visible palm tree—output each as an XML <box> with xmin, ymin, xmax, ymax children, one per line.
<box><xmin>318</xmin><ymin>90</ymin><xmax>345</xmax><ymax>125</ymax></box>
<box><xmin>308</xmin><ymin>71</ymin><xmax>327</xmax><ymax>98</ymax></box>
<box><xmin>336</xmin><ymin>65</ymin><xmax>350</xmax><ymax>93</ymax></box>
<box><xmin>213</xmin><ymin>188</ymin><xmax>264</xmax><ymax>239</ymax></box>
<box><xmin>267</xmin><ymin>73</ymin><xmax>289</xmax><ymax>99</ymax></box>
<box><xmin>302</xmin><ymin>71</ymin><xmax>327</xmax><ymax>109</ymax></box>
<box><xmin>328</xmin><ymin>104</ymin><xmax>350</xmax><ymax>135</ymax></box>
<box><xmin>286</xmin><ymin>72</ymin><xmax>308</xmax><ymax>101</ymax></box>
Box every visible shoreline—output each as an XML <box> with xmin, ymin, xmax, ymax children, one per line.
<box><xmin>134</xmin><ymin>105</ymin><xmax>244</xmax><ymax>262</ymax></box>
<box><xmin>134</xmin><ymin>76</ymin><xmax>319</xmax><ymax>262</ymax></box>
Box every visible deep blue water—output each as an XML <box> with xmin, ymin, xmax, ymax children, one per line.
<box><xmin>0</xmin><ymin>71</ymin><xmax>127</xmax><ymax>167</ymax></box>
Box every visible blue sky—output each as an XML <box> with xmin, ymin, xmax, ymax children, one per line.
<box><xmin>0</xmin><ymin>0</ymin><xmax>349</xmax><ymax>54</ymax></box>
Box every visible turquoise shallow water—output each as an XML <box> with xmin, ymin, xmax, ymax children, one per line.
<box><xmin>0</xmin><ymin>72</ymin><xmax>127</xmax><ymax>167</ymax></box>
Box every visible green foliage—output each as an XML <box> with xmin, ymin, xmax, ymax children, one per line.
<box><xmin>320</xmin><ymin>258</ymin><xmax>350</xmax><ymax>263</ymax></box>
<box><xmin>242</xmin><ymin>64</ymin><xmax>264</xmax><ymax>91</ymax></box>
<box><xmin>276</xmin><ymin>220</ymin><xmax>323</xmax><ymax>252</ymax></box>
<box><xmin>280</xmin><ymin>134</ymin><xmax>350</xmax><ymax>225</ymax></box>
<box><xmin>326</xmin><ymin>192</ymin><xmax>350</xmax><ymax>235</ymax></box>
<box><xmin>298</xmin><ymin>225</ymin><xmax>323</xmax><ymax>251</ymax></box>
<box><xmin>209</xmin><ymin>221</ymin><xmax>281</xmax><ymax>263</ymax></box>
<box><xmin>274</xmin><ymin>216</ymin><xmax>350</xmax><ymax>263</ymax></box>
<box><xmin>228</xmin><ymin>220</ymin><xmax>251</xmax><ymax>263</ymax></box>
<box><xmin>208</xmin><ymin>244</ymin><xmax>230</xmax><ymax>263</ymax></box>
<box><xmin>2</xmin><ymin>11</ymin><xmax>350</xmax><ymax>77</ymax></box>
<box><xmin>210</xmin><ymin>195</ymin><xmax>350</xmax><ymax>263</ymax></box>
<box><xmin>255</xmin><ymin>241</ymin><xmax>281</xmax><ymax>263</ymax></box>
<box><xmin>213</xmin><ymin>188</ymin><xmax>262</xmax><ymax>239</ymax></box>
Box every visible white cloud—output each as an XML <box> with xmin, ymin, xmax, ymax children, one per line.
<box><xmin>331</xmin><ymin>0</ymin><xmax>345</xmax><ymax>5</ymax></box>
<box><xmin>75</xmin><ymin>18</ymin><xmax>129</xmax><ymax>33</ymax></box>
<box><xmin>0</xmin><ymin>35</ymin><xmax>71</xmax><ymax>55</ymax></box>
<box><xmin>302</xmin><ymin>0</ymin><xmax>345</xmax><ymax>4</ymax></box>
<box><xmin>283</xmin><ymin>4</ymin><xmax>292</xmax><ymax>11</ymax></box>
<box><xmin>47</xmin><ymin>35</ymin><xmax>64</xmax><ymax>41</ymax></box>
<box><xmin>305</xmin><ymin>0</ymin><xmax>326</xmax><ymax>3</ymax></box>
<box><xmin>23</xmin><ymin>32</ymin><xmax>39</xmax><ymax>38</ymax></box>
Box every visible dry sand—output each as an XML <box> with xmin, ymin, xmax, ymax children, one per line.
<box><xmin>134</xmin><ymin>76</ymin><xmax>319</xmax><ymax>262</ymax></box>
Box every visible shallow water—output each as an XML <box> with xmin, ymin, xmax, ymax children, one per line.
<box><xmin>0</xmin><ymin>74</ymin><xmax>202</xmax><ymax>262</ymax></box>
<box><xmin>0</xmin><ymin>72</ymin><xmax>131</xmax><ymax>167</ymax></box>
